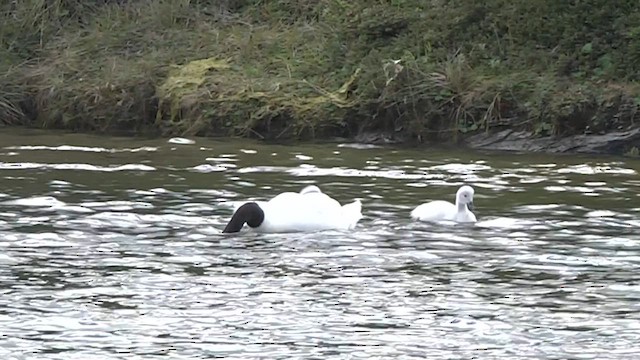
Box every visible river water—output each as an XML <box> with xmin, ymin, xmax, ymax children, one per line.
<box><xmin>0</xmin><ymin>129</ymin><xmax>639</xmax><ymax>359</ymax></box>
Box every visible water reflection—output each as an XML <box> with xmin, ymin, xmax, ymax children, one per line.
<box><xmin>0</xmin><ymin>130</ymin><xmax>639</xmax><ymax>359</ymax></box>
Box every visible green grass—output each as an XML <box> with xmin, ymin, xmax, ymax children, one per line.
<box><xmin>1</xmin><ymin>0</ymin><xmax>640</xmax><ymax>141</ymax></box>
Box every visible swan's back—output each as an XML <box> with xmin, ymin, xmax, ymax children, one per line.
<box><xmin>258</xmin><ymin>190</ymin><xmax>361</xmax><ymax>232</ymax></box>
<box><xmin>411</xmin><ymin>200</ymin><xmax>457</xmax><ymax>222</ymax></box>
<box><xmin>304</xmin><ymin>191</ymin><xmax>362</xmax><ymax>229</ymax></box>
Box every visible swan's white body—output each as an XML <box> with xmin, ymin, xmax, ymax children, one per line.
<box><xmin>229</xmin><ymin>185</ymin><xmax>362</xmax><ymax>233</ymax></box>
<box><xmin>411</xmin><ymin>185</ymin><xmax>477</xmax><ymax>223</ymax></box>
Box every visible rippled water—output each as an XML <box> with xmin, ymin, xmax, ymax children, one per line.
<box><xmin>1</xmin><ymin>129</ymin><xmax>640</xmax><ymax>359</ymax></box>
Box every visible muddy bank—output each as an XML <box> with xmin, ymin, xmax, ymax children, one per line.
<box><xmin>354</xmin><ymin>126</ymin><xmax>640</xmax><ymax>156</ymax></box>
<box><xmin>463</xmin><ymin>128</ymin><xmax>640</xmax><ymax>156</ymax></box>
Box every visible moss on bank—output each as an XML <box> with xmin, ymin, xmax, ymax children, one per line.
<box><xmin>1</xmin><ymin>0</ymin><xmax>640</xmax><ymax>143</ymax></box>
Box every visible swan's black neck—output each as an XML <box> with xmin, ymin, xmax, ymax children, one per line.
<box><xmin>222</xmin><ymin>202</ymin><xmax>265</xmax><ymax>233</ymax></box>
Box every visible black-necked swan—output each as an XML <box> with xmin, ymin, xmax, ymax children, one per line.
<box><xmin>222</xmin><ymin>185</ymin><xmax>362</xmax><ymax>233</ymax></box>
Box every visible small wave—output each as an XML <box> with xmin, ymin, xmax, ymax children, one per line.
<box><xmin>168</xmin><ymin>137</ymin><xmax>196</xmax><ymax>145</ymax></box>
<box><xmin>556</xmin><ymin>164</ymin><xmax>636</xmax><ymax>175</ymax></box>
<box><xmin>4</xmin><ymin>145</ymin><xmax>158</xmax><ymax>153</ymax></box>
<box><xmin>3</xmin><ymin>196</ymin><xmax>94</xmax><ymax>213</ymax></box>
<box><xmin>337</xmin><ymin>143</ymin><xmax>382</xmax><ymax>149</ymax></box>
<box><xmin>190</xmin><ymin>164</ymin><xmax>229</xmax><ymax>172</ymax></box>
<box><xmin>237</xmin><ymin>165</ymin><xmax>428</xmax><ymax>180</ymax></box>
<box><xmin>0</xmin><ymin>162</ymin><xmax>155</xmax><ymax>172</ymax></box>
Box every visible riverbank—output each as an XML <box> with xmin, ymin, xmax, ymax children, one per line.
<box><xmin>2</xmin><ymin>1</ymin><xmax>640</xmax><ymax>155</ymax></box>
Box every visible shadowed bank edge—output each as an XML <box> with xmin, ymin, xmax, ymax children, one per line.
<box><xmin>2</xmin><ymin>1</ymin><xmax>640</xmax><ymax>155</ymax></box>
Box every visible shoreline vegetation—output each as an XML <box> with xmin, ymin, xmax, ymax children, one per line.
<box><xmin>2</xmin><ymin>1</ymin><xmax>640</xmax><ymax>154</ymax></box>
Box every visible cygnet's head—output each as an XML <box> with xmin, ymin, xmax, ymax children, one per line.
<box><xmin>456</xmin><ymin>185</ymin><xmax>475</xmax><ymax>211</ymax></box>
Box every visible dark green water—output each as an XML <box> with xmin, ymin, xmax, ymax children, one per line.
<box><xmin>1</xmin><ymin>129</ymin><xmax>639</xmax><ymax>359</ymax></box>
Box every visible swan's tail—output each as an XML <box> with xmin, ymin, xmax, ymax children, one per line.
<box><xmin>341</xmin><ymin>199</ymin><xmax>363</xmax><ymax>230</ymax></box>
<box><xmin>410</xmin><ymin>206</ymin><xmax>421</xmax><ymax>220</ymax></box>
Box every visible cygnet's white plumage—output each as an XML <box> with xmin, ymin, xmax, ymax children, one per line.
<box><xmin>223</xmin><ymin>185</ymin><xmax>362</xmax><ymax>233</ymax></box>
<box><xmin>411</xmin><ymin>185</ymin><xmax>477</xmax><ymax>223</ymax></box>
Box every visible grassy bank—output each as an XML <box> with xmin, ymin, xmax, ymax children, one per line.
<box><xmin>2</xmin><ymin>0</ymin><xmax>640</xmax><ymax>143</ymax></box>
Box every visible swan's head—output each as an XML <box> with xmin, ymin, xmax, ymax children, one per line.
<box><xmin>222</xmin><ymin>202</ymin><xmax>265</xmax><ymax>233</ymax></box>
<box><xmin>456</xmin><ymin>185</ymin><xmax>475</xmax><ymax>211</ymax></box>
